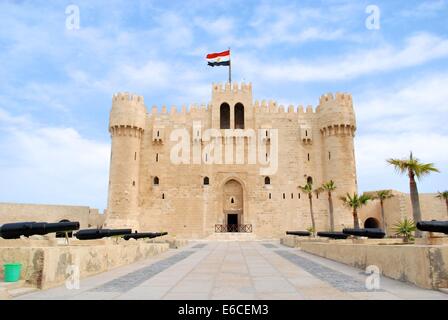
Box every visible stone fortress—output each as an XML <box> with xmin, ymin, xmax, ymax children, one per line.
<box><xmin>105</xmin><ymin>82</ymin><xmax>358</xmax><ymax>238</ymax></box>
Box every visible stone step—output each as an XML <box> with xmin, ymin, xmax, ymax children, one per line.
<box><xmin>8</xmin><ymin>287</ymin><xmax>38</xmax><ymax>298</ymax></box>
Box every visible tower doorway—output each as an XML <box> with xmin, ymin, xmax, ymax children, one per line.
<box><xmin>223</xmin><ymin>179</ymin><xmax>244</xmax><ymax>232</ymax></box>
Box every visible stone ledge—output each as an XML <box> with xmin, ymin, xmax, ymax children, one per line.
<box><xmin>300</xmin><ymin>242</ymin><xmax>448</xmax><ymax>289</ymax></box>
<box><xmin>0</xmin><ymin>241</ymin><xmax>169</xmax><ymax>290</ymax></box>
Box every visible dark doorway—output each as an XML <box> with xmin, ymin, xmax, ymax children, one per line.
<box><xmin>227</xmin><ymin>214</ymin><xmax>238</xmax><ymax>231</ymax></box>
<box><xmin>364</xmin><ymin>217</ymin><xmax>380</xmax><ymax>228</ymax></box>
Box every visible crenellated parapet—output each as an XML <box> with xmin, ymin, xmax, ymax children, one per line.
<box><xmin>110</xmin><ymin>92</ymin><xmax>147</xmax><ymax>130</ymax></box>
<box><xmin>109</xmin><ymin>125</ymin><xmax>144</xmax><ymax>138</ymax></box>
<box><xmin>317</xmin><ymin>92</ymin><xmax>356</xmax><ymax>135</ymax></box>
<box><xmin>212</xmin><ymin>82</ymin><xmax>252</xmax><ymax>94</ymax></box>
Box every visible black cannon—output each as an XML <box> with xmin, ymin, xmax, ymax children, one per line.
<box><xmin>317</xmin><ymin>231</ymin><xmax>349</xmax><ymax>239</ymax></box>
<box><xmin>0</xmin><ymin>221</ymin><xmax>80</xmax><ymax>239</ymax></box>
<box><xmin>286</xmin><ymin>231</ymin><xmax>311</xmax><ymax>237</ymax></box>
<box><xmin>416</xmin><ymin>221</ymin><xmax>448</xmax><ymax>234</ymax></box>
<box><xmin>75</xmin><ymin>228</ymin><xmax>132</xmax><ymax>240</ymax></box>
<box><xmin>343</xmin><ymin>228</ymin><xmax>386</xmax><ymax>239</ymax></box>
<box><xmin>122</xmin><ymin>232</ymin><xmax>168</xmax><ymax>240</ymax></box>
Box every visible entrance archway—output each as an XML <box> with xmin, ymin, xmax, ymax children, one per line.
<box><xmin>364</xmin><ymin>217</ymin><xmax>380</xmax><ymax>228</ymax></box>
<box><xmin>223</xmin><ymin>179</ymin><xmax>244</xmax><ymax>231</ymax></box>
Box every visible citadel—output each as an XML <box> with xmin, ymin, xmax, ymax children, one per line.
<box><xmin>104</xmin><ymin>82</ymin><xmax>357</xmax><ymax>238</ymax></box>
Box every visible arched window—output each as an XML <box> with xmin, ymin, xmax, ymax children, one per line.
<box><xmin>231</xmin><ymin>197</ymin><xmax>234</xmax><ymax>204</ymax></box>
<box><xmin>364</xmin><ymin>217</ymin><xmax>380</xmax><ymax>228</ymax></box>
<box><xmin>220</xmin><ymin>103</ymin><xmax>230</xmax><ymax>129</ymax></box>
<box><xmin>203</xmin><ymin>177</ymin><xmax>209</xmax><ymax>185</ymax></box>
<box><xmin>307</xmin><ymin>176</ymin><xmax>313</xmax><ymax>185</ymax></box>
<box><xmin>153</xmin><ymin>176</ymin><xmax>159</xmax><ymax>185</ymax></box>
<box><xmin>264</xmin><ymin>177</ymin><xmax>270</xmax><ymax>185</ymax></box>
<box><xmin>235</xmin><ymin>103</ymin><xmax>244</xmax><ymax>129</ymax></box>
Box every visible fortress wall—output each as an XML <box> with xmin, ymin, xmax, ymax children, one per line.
<box><xmin>0</xmin><ymin>203</ymin><xmax>104</xmax><ymax>229</ymax></box>
<box><xmin>107</xmin><ymin>84</ymin><xmax>358</xmax><ymax>238</ymax></box>
<box><xmin>359</xmin><ymin>191</ymin><xmax>448</xmax><ymax>235</ymax></box>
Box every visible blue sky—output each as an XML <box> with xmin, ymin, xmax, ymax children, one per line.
<box><xmin>0</xmin><ymin>0</ymin><xmax>447</xmax><ymax>211</ymax></box>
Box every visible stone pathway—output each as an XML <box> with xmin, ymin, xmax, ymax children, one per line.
<box><xmin>16</xmin><ymin>241</ymin><xmax>448</xmax><ymax>300</ymax></box>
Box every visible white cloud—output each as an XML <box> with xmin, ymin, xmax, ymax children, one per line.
<box><xmin>0</xmin><ymin>108</ymin><xmax>110</xmax><ymax>210</ymax></box>
<box><xmin>236</xmin><ymin>33</ymin><xmax>448</xmax><ymax>82</ymax></box>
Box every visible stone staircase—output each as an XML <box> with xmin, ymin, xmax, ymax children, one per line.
<box><xmin>0</xmin><ymin>280</ymin><xmax>38</xmax><ymax>300</ymax></box>
<box><xmin>205</xmin><ymin>232</ymin><xmax>258</xmax><ymax>241</ymax></box>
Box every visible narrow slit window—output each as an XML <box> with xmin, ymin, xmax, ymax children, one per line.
<box><xmin>307</xmin><ymin>153</ymin><xmax>310</xmax><ymax>161</ymax></box>
<box><xmin>134</xmin><ymin>152</ymin><xmax>137</xmax><ymax>160</ymax></box>
<box><xmin>154</xmin><ymin>176</ymin><xmax>159</xmax><ymax>185</ymax></box>
<box><xmin>156</xmin><ymin>153</ymin><xmax>159</xmax><ymax>162</ymax></box>
<box><xmin>162</xmin><ymin>193</ymin><xmax>165</xmax><ymax>199</ymax></box>
<box><xmin>328</xmin><ymin>152</ymin><xmax>331</xmax><ymax>160</ymax></box>
<box><xmin>203</xmin><ymin>177</ymin><xmax>209</xmax><ymax>185</ymax></box>
<box><xmin>264</xmin><ymin>176</ymin><xmax>270</xmax><ymax>185</ymax></box>
<box><xmin>298</xmin><ymin>193</ymin><xmax>301</xmax><ymax>199</ymax></box>
<box><xmin>305</xmin><ymin>130</ymin><xmax>308</xmax><ymax>137</ymax></box>
<box><xmin>269</xmin><ymin>193</ymin><xmax>271</xmax><ymax>199</ymax></box>
<box><xmin>291</xmin><ymin>193</ymin><xmax>294</xmax><ymax>199</ymax></box>
<box><xmin>283</xmin><ymin>193</ymin><xmax>286</xmax><ymax>199</ymax></box>
<box><xmin>132</xmin><ymin>181</ymin><xmax>135</xmax><ymax>186</ymax></box>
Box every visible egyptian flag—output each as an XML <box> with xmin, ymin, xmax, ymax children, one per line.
<box><xmin>206</xmin><ymin>50</ymin><xmax>230</xmax><ymax>67</ymax></box>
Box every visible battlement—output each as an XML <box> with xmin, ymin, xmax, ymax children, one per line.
<box><xmin>113</xmin><ymin>92</ymin><xmax>145</xmax><ymax>104</ymax></box>
<box><xmin>318</xmin><ymin>92</ymin><xmax>352</xmax><ymax>106</ymax></box>
<box><xmin>212</xmin><ymin>82</ymin><xmax>252</xmax><ymax>94</ymax></box>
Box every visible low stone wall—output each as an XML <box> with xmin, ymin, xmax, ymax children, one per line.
<box><xmin>0</xmin><ymin>202</ymin><xmax>105</xmax><ymax>229</ymax></box>
<box><xmin>280</xmin><ymin>235</ymin><xmax>330</xmax><ymax>248</ymax></box>
<box><xmin>300</xmin><ymin>242</ymin><xmax>448</xmax><ymax>289</ymax></box>
<box><xmin>148</xmin><ymin>237</ymin><xmax>189</xmax><ymax>249</ymax></box>
<box><xmin>0</xmin><ymin>238</ymin><xmax>169</xmax><ymax>289</ymax></box>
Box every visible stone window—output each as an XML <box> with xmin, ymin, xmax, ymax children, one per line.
<box><xmin>162</xmin><ymin>193</ymin><xmax>165</xmax><ymax>199</ymax></box>
<box><xmin>307</xmin><ymin>176</ymin><xmax>313</xmax><ymax>185</ymax></box>
<box><xmin>283</xmin><ymin>193</ymin><xmax>285</xmax><ymax>199</ymax></box>
<box><xmin>156</xmin><ymin>153</ymin><xmax>159</xmax><ymax>162</ymax></box>
<box><xmin>264</xmin><ymin>176</ymin><xmax>270</xmax><ymax>185</ymax></box>
<box><xmin>154</xmin><ymin>176</ymin><xmax>159</xmax><ymax>185</ymax></box>
<box><xmin>132</xmin><ymin>181</ymin><xmax>135</xmax><ymax>186</ymax></box>
<box><xmin>269</xmin><ymin>193</ymin><xmax>271</xmax><ymax>199</ymax></box>
<box><xmin>231</xmin><ymin>197</ymin><xmax>234</xmax><ymax>204</ymax></box>
<box><xmin>291</xmin><ymin>193</ymin><xmax>294</xmax><ymax>199</ymax></box>
<box><xmin>328</xmin><ymin>151</ymin><xmax>331</xmax><ymax>160</ymax></box>
<box><xmin>134</xmin><ymin>152</ymin><xmax>137</xmax><ymax>160</ymax></box>
<box><xmin>235</xmin><ymin>103</ymin><xmax>245</xmax><ymax>129</ymax></box>
<box><xmin>307</xmin><ymin>153</ymin><xmax>310</xmax><ymax>161</ymax></box>
<box><xmin>298</xmin><ymin>193</ymin><xmax>301</xmax><ymax>199</ymax></box>
<box><xmin>220</xmin><ymin>103</ymin><xmax>230</xmax><ymax>129</ymax></box>
<box><xmin>203</xmin><ymin>177</ymin><xmax>209</xmax><ymax>185</ymax></box>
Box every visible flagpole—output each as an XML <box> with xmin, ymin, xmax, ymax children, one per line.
<box><xmin>228</xmin><ymin>47</ymin><xmax>232</xmax><ymax>84</ymax></box>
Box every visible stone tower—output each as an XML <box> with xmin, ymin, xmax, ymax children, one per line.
<box><xmin>317</xmin><ymin>92</ymin><xmax>357</xmax><ymax>193</ymax></box>
<box><xmin>106</xmin><ymin>92</ymin><xmax>147</xmax><ymax>230</ymax></box>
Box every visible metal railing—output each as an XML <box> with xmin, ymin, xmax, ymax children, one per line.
<box><xmin>215</xmin><ymin>224</ymin><xmax>253</xmax><ymax>233</ymax></box>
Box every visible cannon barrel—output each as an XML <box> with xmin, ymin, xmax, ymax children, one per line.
<box><xmin>317</xmin><ymin>231</ymin><xmax>349</xmax><ymax>239</ymax></box>
<box><xmin>416</xmin><ymin>221</ymin><xmax>448</xmax><ymax>234</ymax></box>
<box><xmin>75</xmin><ymin>228</ymin><xmax>132</xmax><ymax>240</ymax></box>
<box><xmin>122</xmin><ymin>232</ymin><xmax>168</xmax><ymax>240</ymax></box>
<box><xmin>343</xmin><ymin>228</ymin><xmax>386</xmax><ymax>239</ymax></box>
<box><xmin>286</xmin><ymin>231</ymin><xmax>311</xmax><ymax>237</ymax></box>
<box><xmin>0</xmin><ymin>221</ymin><xmax>80</xmax><ymax>239</ymax></box>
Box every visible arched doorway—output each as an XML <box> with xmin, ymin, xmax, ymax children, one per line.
<box><xmin>364</xmin><ymin>217</ymin><xmax>380</xmax><ymax>228</ymax></box>
<box><xmin>223</xmin><ymin>179</ymin><xmax>243</xmax><ymax>231</ymax></box>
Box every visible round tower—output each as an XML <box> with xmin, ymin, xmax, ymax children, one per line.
<box><xmin>105</xmin><ymin>92</ymin><xmax>147</xmax><ymax>231</ymax></box>
<box><xmin>318</xmin><ymin>92</ymin><xmax>357</xmax><ymax>193</ymax></box>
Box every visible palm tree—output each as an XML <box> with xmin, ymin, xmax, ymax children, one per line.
<box><xmin>322</xmin><ymin>180</ymin><xmax>337</xmax><ymax>231</ymax></box>
<box><xmin>435</xmin><ymin>191</ymin><xmax>448</xmax><ymax>216</ymax></box>
<box><xmin>374</xmin><ymin>190</ymin><xmax>394</xmax><ymax>233</ymax></box>
<box><xmin>387</xmin><ymin>152</ymin><xmax>439</xmax><ymax>237</ymax></box>
<box><xmin>299</xmin><ymin>182</ymin><xmax>319</xmax><ymax>236</ymax></box>
<box><xmin>340</xmin><ymin>193</ymin><xmax>371</xmax><ymax>229</ymax></box>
